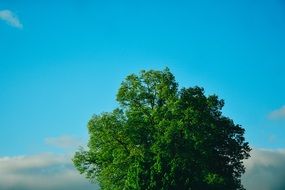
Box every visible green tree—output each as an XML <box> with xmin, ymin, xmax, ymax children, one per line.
<box><xmin>73</xmin><ymin>68</ymin><xmax>251</xmax><ymax>190</ymax></box>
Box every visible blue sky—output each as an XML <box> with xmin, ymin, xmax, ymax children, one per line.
<box><xmin>1</xmin><ymin>0</ymin><xmax>285</xmax><ymax>189</ymax></box>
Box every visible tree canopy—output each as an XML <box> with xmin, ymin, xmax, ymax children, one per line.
<box><xmin>73</xmin><ymin>68</ymin><xmax>251</xmax><ymax>190</ymax></box>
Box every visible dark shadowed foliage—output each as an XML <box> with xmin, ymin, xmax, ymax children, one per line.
<box><xmin>73</xmin><ymin>68</ymin><xmax>251</xmax><ymax>190</ymax></box>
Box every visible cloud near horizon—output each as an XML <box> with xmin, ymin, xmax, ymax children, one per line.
<box><xmin>268</xmin><ymin>106</ymin><xmax>285</xmax><ymax>120</ymax></box>
<box><xmin>0</xmin><ymin>10</ymin><xmax>23</xmax><ymax>28</ymax></box>
<box><xmin>0</xmin><ymin>153</ymin><xmax>98</xmax><ymax>190</ymax></box>
<box><xmin>1</xmin><ymin>148</ymin><xmax>285</xmax><ymax>189</ymax></box>
<box><xmin>242</xmin><ymin>148</ymin><xmax>285</xmax><ymax>190</ymax></box>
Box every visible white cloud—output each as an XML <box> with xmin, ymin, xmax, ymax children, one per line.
<box><xmin>268</xmin><ymin>106</ymin><xmax>285</xmax><ymax>120</ymax></box>
<box><xmin>45</xmin><ymin>135</ymin><xmax>83</xmax><ymax>149</ymax></box>
<box><xmin>2</xmin><ymin>148</ymin><xmax>285</xmax><ymax>190</ymax></box>
<box><xmin>242</xmin><ymin>148</ymin><xmax>285</xmax><ymax>190</ymax></box>
<box><xmin>0</xmin><ymin>153</ymin><xmax>98</xmax><ymax>190</ymax></box>
<box><xmin>0</xmin><ymin>9</ymin><xmax>23</xmax><ymax>28</ymax></box>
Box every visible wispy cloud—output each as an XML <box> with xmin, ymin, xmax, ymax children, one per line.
<box><xmin>242</xmin><ymin>148</ymin><xmax>285</xmax><ymax>190</ymax></box>
<box><xmin>0</xmin><ymin>153</ymin><xmax>98</xmax><ymax>190</ymax></box>
<box><xmin>45</xmin><ymin>135</ymin><xmax>83</xmax><ymax>149</ymax></box>
<box><xmin>0</xmin><ymin>10</ymin><xmax>23</xmax><ymax>28</ymax></box>
<box><xmin>268</xmin><ymin>106</ymin><xmax>285</xmax><ymax>120</ymax></box>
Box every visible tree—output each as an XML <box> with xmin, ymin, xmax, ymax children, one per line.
<box><xmin>73</xmin><ymin>68</ymin><xmax>251</xmax><ymax>190</ymax></box>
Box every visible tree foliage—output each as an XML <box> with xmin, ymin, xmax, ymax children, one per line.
<box><xmin>73</xmin><ymin>68</ymin><xmax>251</xmax><ymax>190</ymax></box>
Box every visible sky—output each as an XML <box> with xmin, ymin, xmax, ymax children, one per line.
<box><xmin>1</xmin><ymin>0</ymin><xmax>285</xmax><ymax>189</ymax></box>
